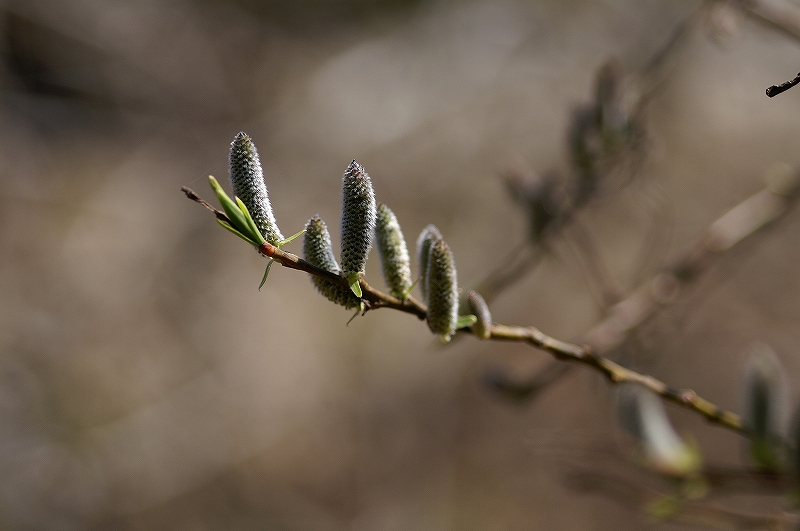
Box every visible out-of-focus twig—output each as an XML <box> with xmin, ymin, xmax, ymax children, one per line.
<box><xmin>484</xmin><ymin>167</ymin><xmax>800</xmax><ymax>431</ymax></box>
<box><xmin>742</xmin><ymin>0</ymin><xmax>800</xmax><ymax>43</ymax></box>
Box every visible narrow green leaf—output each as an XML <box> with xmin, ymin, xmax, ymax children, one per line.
<box><xmin>216</xmin><ymin>219</ymin><xmax>253</xmax><ymax>244</ymax></box>
<box><xmin>279</xmin><ymin>228</ymin><xmax>306</xmax><ymax>247</ymax></box>
<box><xmin>210</xmin><ymin>176</ymin><xmax>251</xmax><ymax>237</ymax></box>
<box><xmin>235</xmin><ymin>196</ymin><xmax>266</xmax><ymax>245</ymax></box>
<box><xmin>347</xmin><ymin>272</ymin><xmax>362</xmax><ymax>298</ymax></box>
<box><xmin>346</xmin><ymin>302</ymin><xmax>364</xmax><ymax>326</ymax></box>
<box><xmin>456</xmin><ymin>315</ymin><xmax>478</xmax><ymax>329</ymax></box>
<box><xmin>259</xmin><ymin>259</ymin><xmax>274</xmax><ymax>291</ymax></box>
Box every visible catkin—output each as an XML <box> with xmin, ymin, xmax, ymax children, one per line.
<box><xmin>415</xmin><ymin>224</ymin><xmax>442</xmax><ymax>300</ymax></box>
<box><xmin>340</xmin><ymin>160</ymin><xmax>376</xmax><ymax>274</ymax></box>
<box><xmin>229</xmin><ymin>132</ymin><xmax>283</xmax><ymax>245</ymax></box>
<box><xmin>375</xmin><ymin>204</ymin><xmax>412</xmax><ymax>299</ymax></box>
<box><xmin>425</xmin><ymin>238</ymin><xmax>458</xmax><ymax>342</ymax></box>
<box><xmin>304</xmin><ymin>215</ymin><xmax>360</xmax><ymax>309</ymax></box>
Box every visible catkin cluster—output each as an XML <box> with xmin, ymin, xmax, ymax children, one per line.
<box><xmin>226</xmin><ymin>134</ymin><xmax>464</xmax><ymax>339</ymax></box>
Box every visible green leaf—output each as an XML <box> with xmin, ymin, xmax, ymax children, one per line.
<box><xmin>210</xmin><ymin>176</ymin><xmax>247</xmax><ymax>227</ymax></box>
<box><xmin>347</xmin><ymin>272</ymin><xmax>362</xmax><ymax>298</ymax></box>
<box><xmin>234</xmin><ymin>196</ymin><xmax>266</xmax><ymax>245</ymax></box>
<box><xmin>258</xmin><ymin>259</ymin><xmax>274</xmax><ymax>291</ymax></box>
<box><xmin>456</xmin><ymin>315</ymin><xmax>478</xmax><ymax>329</ymax></box>
<box><xmin>216</xmin><ymin>219</ymin><xmax>252</xmax><ymax>244</ymax></box>
<box><xmin>279</xmin><ymin>228</ymin><xmax>306</xmax><ymax>247</ymax></box>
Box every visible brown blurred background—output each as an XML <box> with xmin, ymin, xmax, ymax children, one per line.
<box><xmin>3</xmin><ymin>0</ymin><xmax>800</xmax><ymax>529</ymax></box>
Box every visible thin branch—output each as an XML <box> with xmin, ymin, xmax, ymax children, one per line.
<box><xmin>485</xmin><ymin>170</ymin><xmax>800</xmax><ymax>432</ymax></box>
<box><xmin>486</xmin><ymin>170</ymin><xmax>800</xmax><ymax>406</ymax></box>
<box><xmin>766</xmin><ymin>72</ymin><xmax>800</xmax><ymax>97</ymax></box>
<box><xmin>488</xmin><ymin>322</ymin><xmax>744</xmax><ymax>431</ymax></box>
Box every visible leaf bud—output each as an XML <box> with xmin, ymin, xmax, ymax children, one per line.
<box><xmin>375</xmin><ymin>203</ymin><xmax>413</xmax><ymax>299</ymax></box>
<box><xmin>340</xmin><ymin>160</ymin><xmax>376</xmax><ymax>274</ymax></box>
<box><xmin>229</xmin><ymin>132</ymin><xmax>283</xmax><ymax>245</ymax></box>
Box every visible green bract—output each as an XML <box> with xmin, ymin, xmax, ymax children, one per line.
<box><xmin>304</xmin><ymin>215</ymin><xmax>360</xmax><ymax>309</ymax></box>
<box><xmin>375</xmin><ymin>203</ymin><xmax>413</xmax><ymax>299</ymax></box>
<box><xmin>229</xmin><ymin>132</ymin><xmax>283</xmax><ymax>245</ymax></box>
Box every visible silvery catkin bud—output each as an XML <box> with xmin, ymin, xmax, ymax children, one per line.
<box><xmin>229</xmin><ymin>132</ymin><xmax>283</xmax><ymax>245</ymax></box>
<box><xmin>340</xmin><ymin>160</ymin><xmax>376</xmax><ymax>275</ymax></box>
<box><xmin>375</xmin><ymin>203</ymin><xmax>412</xmax><ymax>299</ymax></box>
<box><xmin>415</xmin><ymin>224</ymin><xmax>442</xmax><ymax>300</ymax></box>
<box><xmin>303</xmin><ymin>215</ymin><xmax>360</xmax><ymax>309</ymax></box>
<box><xmin>426</xmin><ymin>238</ymin><xmax>458</xmax><ymax>342</ymax></box>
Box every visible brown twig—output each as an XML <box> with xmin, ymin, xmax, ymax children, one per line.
<box><xmin>488</xmin><ymin>322</ymin><xmax>744</xmax><ymax>431</ymax></box>
<box><xmin>766</xmin><ymin>72</ymin><xmax>800</xmax><ymax>97</ymax></box>
<box><xmin>487</xmin><ymin>168</ymin><xmax>800</xmax><ymax>408</ymax></box>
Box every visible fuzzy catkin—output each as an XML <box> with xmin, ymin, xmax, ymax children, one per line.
<box><xmin>340</xmin><ymin>160</ymin><xmax>376</xmax><ymax>274</ymax></box>
<box><xmin>415</xmin><ymin>225</ymin><xmax>442</xmax><ymax>300</ymax></box>
<box><xmin>425</xmin><ymin>238</ymin><xmax>458</xmax><ymax>342</ymax></box>
<box><xmin>375</xmin><ymin>204</ymin><xmax>412</xmax><ymax>299</ymax></box>
<box><xmin>229</xmin><ymin>132</ymin><xmax>283</xmax><ymax>245</ymax></box>
<box><xmin>303</xmin><ymin>216</ymin><xmax>360</xmax><ymax>309</ymax></box>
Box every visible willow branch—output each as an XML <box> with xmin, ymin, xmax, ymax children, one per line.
<box><xmin>488</xmin><ymin>322</ymin><xmax>744</xmax><ymax>431</ymax></box>
<box><xmin>484</xmin><ymin>170</ymin><xmax>800</xmax><ymax>433</ymax></box>
<box><xmin>183</xmin><ymin>166</ymin><xmax>800</xmax><ymax>435</ymax></box>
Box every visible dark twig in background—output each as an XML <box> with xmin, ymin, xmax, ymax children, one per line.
<box><xmin>766</xmin><ymin>72</ymin><xmax>800</xmax><ymax>97</ymax></box>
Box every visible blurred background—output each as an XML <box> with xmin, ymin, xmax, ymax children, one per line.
<box><xmin>3</xmin><ymin>0</ymin><xmax>800</xmax><ymax>529</ymax></box>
